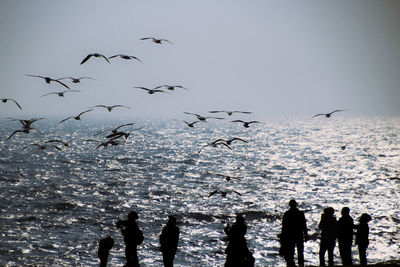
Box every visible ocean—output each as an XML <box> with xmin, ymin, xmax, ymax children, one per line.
<box><xmin>1</xmin><ymin>116</ymin><xmax>399</xmax><ymax>266</ymax></box>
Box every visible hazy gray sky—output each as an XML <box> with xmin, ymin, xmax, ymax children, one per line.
<box><xmin>1</xmin><ymin>0</ymin><xmax>400</xmax><ymax>119</ymax></box>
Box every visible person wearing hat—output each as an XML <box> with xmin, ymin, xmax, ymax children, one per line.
<box><xmin>355</xmin><ymin>213</ymin><xmax>371</xmax><ymax>266</ymax></box>
<box><xmin>280</xmin><ymin>199</ymin><xmax>308</xmax><ymax>267</ymax></box>
<box><xmin>159</xmin><ymin>215</ymin><xmax>180</xmax><ymax>267</ymax></box>
<box><xmin>117</xmin><ymin>211</ymin><xmax>144</xmax><ymax>267</ymax></box>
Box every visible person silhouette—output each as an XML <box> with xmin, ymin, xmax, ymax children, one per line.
<box><xmin>318</xmin><ymin>207</ymin><xmax>337</xmax><ymax>266</ymax></box>
<box><xmin>116</xmin><ymin>211</ymin><xmax>144</xmax><ymax>267</ymax></box>
<box><xmin>337</xmin><ymin>207</ymin><xmax>354</xmax><ymax>266</ymax></box>
<box><xmin>159</xmin><ymin>215</ymin><xmax>180</xmax><ymax>267</ymax></box>
<box><xmin>98</xmin><ymin>236</ymin><xmax>114</xmax><ymax>267</ymax></box>
<box><xmin>224</xmin><ymin>214</ymin><xmax>255</xmax><ymax>267</ymax></box>
<box><xmin>355</xmin><ymin>213</ymin><xmax>371</xmax><ymax>266</ymax></box>
<box><xmin>280</xmin><ymin>199</ymin><xmax>308</xmax><ymax>267</ymax></box>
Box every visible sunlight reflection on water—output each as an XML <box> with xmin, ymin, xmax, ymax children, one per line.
<box><xmin>0</xmin><ymin>117</ymin><xmax>399</xmax><ymax>266</ymax></box>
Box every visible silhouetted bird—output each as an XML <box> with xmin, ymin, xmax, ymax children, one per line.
<box><xmin>155</xmin><ymin>85</ymin><xmax>188</xmax><ymax>91</ymax></box>
<box><xmin>341</xmin><ymin>144</ymin><xmax>348</xmax><ymax>151</ymax></box>
<box><xmin>213</xmin><ymin>137</ymin><xmax>247</xmax><ymax>145</ymax></box>
<box><xmin>25</xmin><ymin>74</ymin><xmax>70</xmax><ymax>89</ymax></box>
<box><xmin>1</xmin><ymin>98</ymin><xmax>22</xmax><ymax>110</ymax></box>
<box><xmin>160</xmin><ymin>216</ymin><xmax>180</xmax><ymax>267</ymax></box>
<box><xmin>183</xmin><ymin>120</ymin><xmax>203</xmax><ymax>128</ymax></box>
<box><xmin>59</xmin><ymin>109</ymin><xmax>93</xmax><ymax>124</ymax></box>
<box><xmin>44</xmin><ymin>139</ymin><xmax>70</xmax><ymax>147</ymax></box>
<box><xmin>208</xmin><ymin>189</ymin><xmax>241</xmax><ymax>198</ymax></box>
<box><xmin>135</xmin><ymin>87</ymin><xmax>167</xmax><ymax>95</ymax></box>
<box><xmin>23</xmin><ymin>143</ymin><xmax>62</xmax><ymax>151</ymax></box>
<box><xmin>90</xmin><ymin>105</ymin><xmax>131</xmax><ymax>112</ymax></box>
<box><xmin>8</xmin><ymin>117</ymin><xmax>45</xmax><ymax>130</ymax></box>
<box><xmin>106</xmin><ymin>131</ymin><xmax>131</xmax><ymax>140</ymax></box>
<box><xmin>209</xmin><ymin>110</ymin><xmax>252</xmax><ymax>116</ymax></box>
<box><xmin>184</xmin><ymin>112</ymin><xmax>224</xmax><ymax>122</ymax></box>
<box><xmin>41</xmin><ymin>90</ymin><xmax>81</xmax><ymax>97</ymax></box>
<box><xmin>312</xmin><ymin>110</ymin><xmax>347</xmax><ymax>118</ymax></box>
<box><xmin>140</xmin><ymin>37</ymin><xmax>172</xmax><ymax>44</ymax></box>
<box><xmin>85</xmin><ymin>138</ymin><xmax>123</xmax><ymax>149</ymax></box>
<box><xmin>231</xmin><ymin>120</ymin><xmax>259</xmax><ymax>128</ymax></box>
<box><xmin>197</xmin><ymin>140</ymin><xmax>232</xmax><ymax>155</ymax></box>
<box><xmin>93</xmin><ymin>123</ymin><xmax>135</xmax><ymax>136</ymax></box>
<box><xmin>108</xmin><ymin>54</ymin><xmax>142</xmax><ymax>62</ymax></box>
<box><xmin>6</xmin><ymin>128</ymin><xmax>42</xmax><ymax>141</ymax></box>
<box><xmin>207</xmin><ymin>172</ymin><xmax>242</xmax><ymax>182</ymax></box>
<box><xmin>58</xmin><ymin>76</ymin><xmax>94</xmax><ymax>83</ymax></box>
<box><xmin>80</xmin><ymin>53</ymin><xmax>110</xmax><ymax>65</ymax></box>
<box><xmin>98</xmin><ymin>236</ymin><xmax>114</xmax><ymax>267</ymax></box>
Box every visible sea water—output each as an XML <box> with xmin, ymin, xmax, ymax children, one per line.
<box><xmin>0</xmin><ymin>117</ymin><xmax>399</xmax><ymax>266</ymax></box>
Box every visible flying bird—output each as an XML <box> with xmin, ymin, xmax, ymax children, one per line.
<box><xmin>44</xmin><ymin>139</ymin><xmax>70</xmax><ymax>147</ymax></box>
<box><xmin>108</xmin><ymin>54</ymin><xmax>142</xmax><ymax>62</ymax></box>
<box><xmin>93</xmin><ymin>123</ymin><xmax>135</xmax><ymax>136</ymax></box>
<box><xmin>207</xmin><ymin>172</ymin><xmax>242</xmax><ymax>182</ymax></box>
<box><xmin>134</xmin><ymin>87</ymin><xmax>167</xmax><ymax>95</ymax></box>
<box><xmin>6</xmin><ymin>128</ymin><xmax>42</xmax><ymax>141</ymax></box>
<box><xmin>140</xmin><ymin>37</ymin><xmax>172</xmax><ymax>45</ymax></box>
<box><xmin>197</xmin><ymin>140</ymin><xmax>232</xmax><ymax>155</ymax></box>
<box><xmin>59</xmin><ymin>109</ymin><xmax>93</xmax><ymax>124</ymax></box>
<box><xmin>85</xmin><ymin>138</ymin><xmax>123</xmax><ymax>149</ymax></box>
<box><xmin>231</xmin><ymin>120</ymin><xmax>260</xmax><ymax>128</ymax></box>
<box><xmin>25</xmin><ymin>74</ymin><xmax>70</xmax><ymax>89</ymax></box>
<box><xmin>209</xmin><ymin>110</ymin><xmax>252</xmax><ymax>116</ymax></box>
<box><xmin>58</xmin><ymin>77</ymin><xmax>95</xmax><ymax>83</ymax></box>
<box><xmin>213</xmin><ymin>137</ymin><xmax>247</xmax><ymax>145</ymax></box>
<box><xmin>1</xmin><ymin>98</ymin><xmax>22</xmax><ymax>110</ymax></box>
<box><xmin>23</xmin><ymin>143</ymin><xmax>62</xmax><ymax>151</ymax></box>
<box><xmin>90</xmin><ymin>104</ymin><xmax>131</xmax><ymax>112</ymax></box>
<box><xmin>155</xmin><ymin>85</ymin><xmax>188</xmax><ymax>91</ymax></box>
<box><xmin>183</xmin><ymin>120</ymin><xmax>203</xmax><ymax>128</ymax></box>
<box><xmin>8</xmin><ymin>117</ymin><xmax>45</xmax><ymax>130</ymax></box>
<box><xmin>41</xmin><ymin>90</ymin><xmax>81</xmax><ymax>97</ymax></box>
<box><xmin>80</xmin><ymin>53</ymin><xmax>110</xmax><ymax>65</ymax></box>
<box><xmin>183</xmin><ymin>112</ymin><xmax>224</xmax><ymax>122</ymax></box>
<box><xmin>312</xmin><ymin>110</ymin><xmax>347</xmax><ymax>118</ymax></box>
<box><xmin>208</xmin><ymin>189</ymin><xmax>241</xmax><ymax>198</ymax></box>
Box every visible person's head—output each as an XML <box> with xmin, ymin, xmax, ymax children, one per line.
<box><xmin>128</xmin><ymin>211</ymin><xmax>139</xmax><ymax>221</ymax></box>
<box><xmin>359</xmin><ymin>213</ymin><xmax>371</xmax><ymax>223</ymax></box>
<box><xmin>289</xmin><ymin>199</ymin><xmax>297</xmax><ymax>209</ymax></box>
<box><xmin>341</xmin><ymin>207</ymin><xmax>350</xmax><ymax>216</ymax></box>
<box><xmin>324</xmin><ymin>207</ymin><xmax>335</xmax><ymax>216</ymax></box>
<box><xmin>235</xmin><ymin>214</ymin><xmax>245</xmax><ymax>224</ymax></box>
<box><xmin>168</xmin><ymin>215</ymin><xmax>177</xmax><ymax>225</ymax></box>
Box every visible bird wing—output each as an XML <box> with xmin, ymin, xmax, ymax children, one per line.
<box><xmin>153</xmin><ymin>89</ymin><xmax>166</xmax><ymax>93</ymax></box>
<box><xmin>208</xmin><ymin>110</ymin><xmax>223</xmax><ymax>114</ymax></box>
<box><xmin>112</xmin><ymin>105</ymin><xmax>130</xmax><ymax>109</ymax></box>
<box><xmin>59</xmin><ymin>117</ymin><xmax>73</xmax><ymax>124</ymax></box>
<box><xmin>92</xmin><ymin>105</ymin><xmax>107</xmax><ymax>109</ymax></box>
<box><xmin>78</xmin><ymin>109</ymin><xmax>93</xmax><ymax>116</ymax></box>
<box><xmin>114</xmin><ymin>123</ymin><xmax>135</xmax><ymax>131</ymax></box>
<box><xmin>233</xmin><ymin>111</ymin><xmax>252</xmax><ymax>114</ymax></box>
<box><xmin>160</xmin><ymin>39</ymin><xmax>173</xmax><ymax>44</ymax></box>
<box><xmin>218</xmin><ymin>142</ymin><xmax>232</xmax><ymax>150</ymax></box>
<box><xmin>231</xmin><ymin>120</ymin><xmax>245</xmax><ymax>123</ymax></box>
<box><xmin>208</xmin><ymin>190</ymin><xmax>219</xmax><ymax>197</ymax></box>
<box><xmin>232</xmin><ymin>190</ymin><xmax>242</xmax><ymax>196</ymax></box>
<box><xmin>7</xmin><ymin>130</ymin><xmax>23</xmax><ymax>141</ymax></box>
<box><xmin>312</xmin><ymin>113</ymin><xmax>325</xmax><ymax>118</ymax></box>
<box><xmin>140</xmin><ymin>37</ymin><xmax>152</xmax><ymax>40</ymax></box>
<box><xmin>229</xmin><ymin>137</ymin><xmax>247</xmax><ymax>143</ymax></box>
<box><xmin>80</xmin><ymin>54</ymin><xmax>92</xmax><ymax>65</ymax></box>
<box><xmin>108</xmin><ymin>54</ymin><xmax>120</xmax><ymax>59</ymax></box>
<box><xmin>40</xmin><ymin>92</ymin><xmax>58</xmax><ymax>97</ymax></box>
<box><xmin>174</xmin><ymin>86</ymin><xmax>188</xmax><ymax>90</ymax></box>
<box><xmin>100</xmin><ymin>54</ymin><xmax>110</xmax><ymax>63</ymax></box>
<box><xmin>248</xmin><ymin>121</ymin><xmax>259</xmax><ymax>124</ymax></box>
<box><xmin>330</xmin><ymin>109</ymin><xmax>347</xmax><ymax>114</ymax></box>
<box><xmin>53</xmin><ymin>79</ymin><xmax>70</xmax><ymax>89</ymax></box>
<box><xmin>25</xmin><ymin>74</ymin><xmax>44</xmax><ymax>79</ymax></box>
<box><xmin>197</xmin><ymin>144</ymin><xmax>210</xmax><ymax>155</ymax></box>
<box><xmin>3</xmin><ymin>99</ymin><xmax>22</xmax><ymax>110</ymax></box>
<box><xmin>135</xmin><ymin>87</ymin><xmax>150</xmax><ymax>91</ymax></box>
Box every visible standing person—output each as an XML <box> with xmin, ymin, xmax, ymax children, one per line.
<box><xmin>280</xmin><ymin>199</ymin><xmax>308</xmax><ymax>267</ymax></box>
<box><xmin>355</xmin><ymin>213</ymin><xmax>371</xmax><ymax>266</ymax></box>
<box><xmin>98</xmin><ymin>236</ymin><xmax>114</xmax><ymax>267</ymax></box>
<box><xmin>224</xmin><ymin>214</ymin><xmax>255</xmax><ymax>267</ymax></box>
<box><xmin>337</xmin><ymin>207</ymin><xmax>354</xmax><ymax>266</ymax></box>
<box><xmin>318</xmin><ymin>207</ymin><xmax>337</xmax><ymax>266</ymax></box>
<box><xmin>117</xmin><ymin>211</ymin><xmax>144</xmax><ymax>267</ymax></box>
<box><xmin>159</xmin><ymin>215</ymin><xmax>180</xmax><ymax>267</ymax></box>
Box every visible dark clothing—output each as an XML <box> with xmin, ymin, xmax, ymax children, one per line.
<box><xmin>318</xmin><ymin>214</ymin><xmax>337</xmax><ymax>266</ymax></box>
<box><xmin>118</xmin><ymin>219</ymin><xmax>144</xmax><ymax>267</ymax></box>
<box><xmin>98</xmin><ymin>237</ymin><xmax>114</xmax><ymax>267</ymax></box>
<box><xmin>224</xmin><ymin>221</ymin><xmax>254</xmax><ymax>267</ymax></box>
<box><xmin>160</xmin><ymin>223</ymin><xmax>180</xmax><ymax>267</ymax></box>
<box><xmin>280</xmin><ymin>207</ymin><xmax>308</xmax><ymax>267</ymax></box>
<box><xmin>337</xmin><ymin>214</ymin><xmax>354</xmax><ymax>265</ymax></box>
<box><xmin>355</xmin><ymin>222</ymin><xmax>369</xmax><ymax>266</ymax></box>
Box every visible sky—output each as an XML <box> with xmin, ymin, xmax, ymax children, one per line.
<box><xmin>1</xmin><ymin>0</ymin><xmax>400</xmax><ymax>120</ymax></box>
